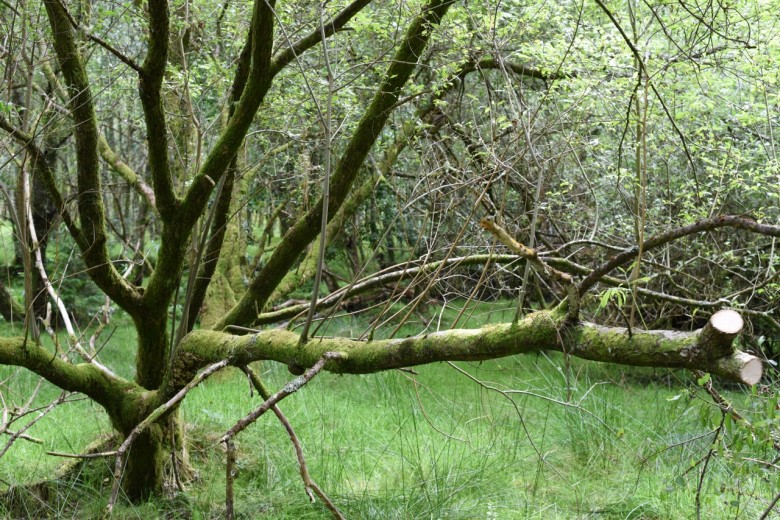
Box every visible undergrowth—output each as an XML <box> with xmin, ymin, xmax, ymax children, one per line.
<box><xmin>0</xmin><ymin>301</ymin><xmax>777</xmax><ymax>519</ymax></box>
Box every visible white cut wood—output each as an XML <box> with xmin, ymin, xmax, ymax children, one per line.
<box><xmin>738</xmin><ymin>353</ymin><xmax>763</xmax><ymax>386</ymax></box>
<box><xmin>710</xmin><ymin>309</ymin><xmax>744</xmax><ymax>335</ymax></box>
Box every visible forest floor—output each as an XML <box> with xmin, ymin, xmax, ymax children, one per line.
<box><xmin>0</xmin><ymin>301</ymin><xmax>775</xmax><ymax>519</ymax></box>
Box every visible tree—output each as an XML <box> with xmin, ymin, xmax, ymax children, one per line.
<box><xmin>0</xmin><ymin>0</ymin><xmax>777</xmax><ymax>513</ymax></box>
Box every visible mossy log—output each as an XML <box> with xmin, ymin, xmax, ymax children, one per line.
<box><xmin>170</xmin><ymin>306</ymin><xmax>761</xmax><ymax>396</ymax></box>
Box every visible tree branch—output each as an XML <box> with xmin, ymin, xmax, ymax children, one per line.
<box><xmin>217</xmin><ymin>0</ymin><xmax>456</xmax><ymax>330</ymax></box>
<box><xmin>462</xmin><ymin>55</ymin><xmax>574</xmax><ymax>81</ymax></box>
<box><xmin>98</xmin><ymin>135</ymin><xmax>157</xmax><ymax>210</ymax></box>
<box><xmin>578</xmin><ymin>216</ymin><xmax>780</xmax><ymax>295</ymax></box>
<box><xmin>172</xmin><ymin>304</ymin><xmax>761</xmax><ymax>398</ymax></box>
<box><xmin>139</xmin><ymin>0</ymin><xmax>176</xmax><ymax>220</ymax></box>
<box><xmin>220</xmin><ymin>353</ymin><xmax>342</xmax><ymax>442</ymax></box>
<box><xmin>43</xmin><ymin>0</ymin><xmax>141</xmax><ymax>313</ymax></box>
<box><xmin>140</xmin><ymin>0</ymin><xmax>276</xmax><ymax>341</ymax></box>
<box><xmin>264</xmin><ymin>174</ymin><xmax>378</xmax><ymax>311</ymax></box>
<box><xmin>0</xmin><ymin>114</ymin><xmax>81</xmax><ymax>242</ymax></box>
<box><xmin>242</xmin><ymin>366</ymin><xmax>344</xmax><ymax>518</ymax></box>
<box><xmin>38</xmin><ymin>59</ymin><xmax>155</xmax><ymax>211</ymax></box>
<box><xmin>0</xmin><ymin>337</ymin><xmax>140</xmax><ymax>416</ymax></box>
<box><xmin>51</xmin><ymin>0</ymin><xmax>142</xmax><ymax>72</ymax></box>
<box><xmin>178</xmin><ymin>0</ymin><xmax>276</xmax><ymax>229</ymax></box>
<box><xmin>269</xmin><ymin>0</ymin><xmax>374</xmax><ymax>76</ymax></box>
<box><xmin>181</xmin><ymin>15</ymin><xmax>260</xmax><ymax>332</ymax></box>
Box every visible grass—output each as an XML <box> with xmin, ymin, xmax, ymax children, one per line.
<box><xmin>0</xmin><ymin>300</ymin><xmax>777</xmax><ymax>519</ymax></box>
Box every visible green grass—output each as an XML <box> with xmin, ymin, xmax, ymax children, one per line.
<box><xmin>0</xmin><ymin>301</ymin><xmax>777</xmax><ymax>519</ymax></box>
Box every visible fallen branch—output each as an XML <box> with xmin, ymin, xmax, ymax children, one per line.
<box><xmin>255</xmin><ymin>253</ymin><xmax>521</xmax><ymax>325</ymax></box>
<box><xmin>172</xmin><ymin>305</ymin><xmax>762</xmax><ymax>396</ymax></box>
<box><xmin>242</xmin><ymin>366</ymin><xmax>345</xmax><ymax>519</ymax></box>
<box><xmin>221</xmin><ymin>352</ymin><xmax>343</xmax><ymax>443</ymax></box>
<box><xmin>255</xmin><ymin>248</ymin><xmax>779</xmax><ymax>332</ymax></box>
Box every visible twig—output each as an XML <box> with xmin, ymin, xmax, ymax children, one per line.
<box><xmin>592</xmin><ymin>0</ymin><xmax>700</xmax><ymax>198</ymax></box>
<box><xmin>480</xmin><ymin>217</ymin><xmax>579</xmax><ymax>319</ymax></box>
<box><xmin>299</xmin><ymin>1</ymin><xmax>335</xmax><ymax>345</ymax></box>
<box><xmin>24</xmin><ymin>179</ymin><xmax>117</xmax><ymax>379</ymax></box>
<box><xmin>0</xmin><ymin>392</ymin><xmax>68</xmax><ymax>458</ymax></box>
<box><xmin>693</xmin><ymin>370</ymin><xmax>780</xmax><ymax>454</ymax></box>
<box><xmin>1</xmin><ymin>429</ymin><xmax>42</xmax><ymax>444</ymax></box>
<box><xmin>695</xmin><ymin>411</ymin><xmax>725</xmax><ymax>520</ymax></box>
<box><xmin>220</xmin><ymin>355</ymin><xmax>343</xmax><ymax>518</ymax></box>
<box><xmin>225</xmin><ymin>439</ymin><xmax>236</xmax><ymax>520</ymax></box>
<box><xmin>693</xmin><ymin>370</ymin><xmax>748</xmax><ymax>424</ymax></box>
<box><xmin>221</xmin><ymin>352</ymin><xmax>343</xmax><ymax>443</ymax></box>
<box><xmin>446</xmin><ymin>362</ymin><xmax>574</xmax><ymax>486</ymax></box>
<box><xmin>46</xmin><ymin>449</ymin><xmax>116</xmax><ymax>459</ymax></box>
<box><xmin>760</xmin><ymin>489</ymin><xmax>780</xmax><ymax>519</ymax></box>
<box><xmin>479</xmin><ymin>217</ymin><xmax>573</xmax><ymax>286</ymax></box>
<box><xmin>242</xmin><ymin>366</ymin><xmax>345</xmax><ymax>519</ymax></box>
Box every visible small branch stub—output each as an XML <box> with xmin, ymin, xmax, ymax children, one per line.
<box><xmin>700</xmin><ymin>309</ymin><xmax>744</xmax><ymax>359</ymax></box>
<box><xmin>709</xmin><ymin>309</ymin><xmax>744</xmax><ymax>335</ymax></box>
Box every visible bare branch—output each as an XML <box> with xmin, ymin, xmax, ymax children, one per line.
<box><xmin>256</xmin><ymin>254</ymin><xmax>521</xmax><ymax>326</ymax></box>
<box><xmin>578</xmin><ymin>216</ymin><xmax>780</xmax><ymax>295</ymax></box>
<box><xmin>51</xmin><ymin>0</ymin><xmax>142</xmax><ymax>72</ymax></box>
<box><xmin>242</xmin><ymin>366</ymin><xmax>345</xmax><ymax>519</ymax></box>
<box><xmin>220</xmin><ymin>352</ymin><xmax>343</xmax><ymax>443</ymax></box>
<box><xmin>270</xmin><ymin>0</ymin><xmax>375</xmax><ymax>76</ymax></box>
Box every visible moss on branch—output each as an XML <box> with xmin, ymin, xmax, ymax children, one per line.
<box><xmin>43</xmin><ymin>0</ymin><xmax>141</xmax><ymax>315</ymax></box>
<box><xmin>0</xmin><ymin>337</ymin><xmax>150</xmax><ymax>430</ymax></box>
<box><xmin>170</xmin><ymin>305</ymin><xmax>761</xmax><ymax>397</ymax></box>
<box><xmin>217</xmin><ymin>0</ymin><xmax>455</xmax><ymax>330</ymax></box>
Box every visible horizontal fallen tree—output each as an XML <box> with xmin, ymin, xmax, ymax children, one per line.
<box><xmin>168</xmin><ymin>307</ymin><xmax>762</xmax><ymax>394</ymax></box>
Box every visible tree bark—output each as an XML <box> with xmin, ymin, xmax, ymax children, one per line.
<box><xmin>171</xmin><ymin>304</ymin><xmax>761</xmax><ymax>398</ymax></box>
<box><xmin>0</xmin><ymin>280</ymin><xmax>24</xmax><ymax>323</ymax></box>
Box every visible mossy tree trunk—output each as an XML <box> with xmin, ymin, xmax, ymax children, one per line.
<box><xmin>198</xmin><ymin>174</ymin><xmax>246</xmax><ymax>329</ymax></box>
<box><xmin>0</xmin><ymin>0</ymin><xmax>412</xmax><ymax>501</ymax></box>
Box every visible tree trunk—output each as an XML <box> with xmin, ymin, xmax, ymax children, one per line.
<box><xmin>135</xmin><ymin>315</ymin><xmax>170</xmax><ymax>390</ymax></box>
<box><xmin>0</xmin><ymin>280</ymin><xmax>24</xmax><ymax>322</ymax></box>
<box><xmin>122</xmin><ymin>424</ymin><xmax>166</xmax><ymax>501</ymax></box>
<box><xmin>30</xmin><ymin>171</ymin><xmax>57</xmax><ymax>321</ymax></box>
